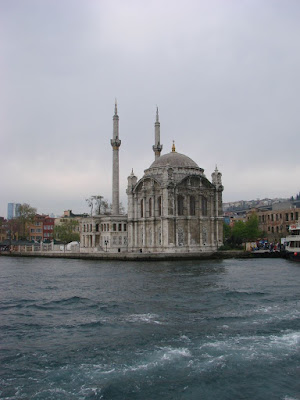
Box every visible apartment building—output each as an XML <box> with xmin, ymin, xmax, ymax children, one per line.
<box><xmin>28</xmin><ymin>215</ymin><xmax>55</xmax><ymax>241</ymax></box>
<box><xmin>247</xmin><ymin>207</ymin><xmax>300</xmax><ymax>241</ymax></box>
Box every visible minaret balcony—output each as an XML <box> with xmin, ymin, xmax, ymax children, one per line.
<box><xmin>152</xmin><ymin>144</ymin><xmax>163</xmax><ymax>152</ymax></box>
<box><xmin>111</xmin><ymin>139</ymin><xmax>121</xmax><ymax>148</ymax></box>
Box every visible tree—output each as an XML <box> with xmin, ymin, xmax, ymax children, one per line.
<box><xmin>93</xmin><ymin>195</ymin><xmax>103</xmax><ymax>215</ymax></box>
<box><xmin>231</xmin><ymin>220</ymin><xmax>246</xmax><ymax>246</ymax></box>
<box><xmin>7</xmin><ymin>218</ymin><xmax>21</xmax><ymax>240</ymax></box>
<box><xmin>13</xmin><ymin>203</ymin><xmax>37</xmax><ymax>239</ymax></box>
<box><xmin>223</xmin><ymin>223</ymin><xmax>232</xmax><ymax>242</ymax></box>
<box><xmin>223</xmin><ymin>213</ymin><xmax>263</xmax><ymax>249</ymax></box>
<box><xmin>244</xmin><ymin>213</ymin><xmax>262</xmax><ymax>241</ymax></box>
<box><xmin>54</xmin><ymin>219</ymin><xmax>80</xmax><ymax>244</ymax></box>
<box><xmin>86</xmin><ymin>197</ymin><xmax>94</xmax><ymax>216</ymax></box>
<box><xmin>86</xmin><ymin>195</ymin><xmax>126</xmax><ymax>215</ymax></box>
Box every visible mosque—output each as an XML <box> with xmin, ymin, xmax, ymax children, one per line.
<box><xmin>80</xmin><ymin>104</ymin><xmax>224</xmax><ymax>253</ymax></box>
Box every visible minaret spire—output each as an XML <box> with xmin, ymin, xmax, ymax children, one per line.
<box><xmin>111</xmin><ymin>101</ymin><xmax>121</xmax><ymax>215</ymax></box>
<box><xmin>152</xmin><ymin>106</ymin><xmax>163</xmax><ymax>160</ymax></box>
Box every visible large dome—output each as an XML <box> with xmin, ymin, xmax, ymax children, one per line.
<box><xmin>149</xmin><ymin>152</ymin><xmax>199</xmax><ymax>169</ymax></box>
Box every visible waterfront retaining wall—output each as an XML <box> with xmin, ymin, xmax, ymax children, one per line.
<box><xmin>0</xmin><ymin>250</ymin><xmax>283</xmax><ymax>261</ymax></box>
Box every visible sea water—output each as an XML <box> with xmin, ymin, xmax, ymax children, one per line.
<box><xmin>0</xmin><ymin>257</ymin><xmax>299</xmax><ymax>400</ymax></box>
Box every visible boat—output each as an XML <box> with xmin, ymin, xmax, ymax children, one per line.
<box><xmin>285</xmin><ymin>222</ymin><xmax>300</xmax><ymax>261</ymax></box>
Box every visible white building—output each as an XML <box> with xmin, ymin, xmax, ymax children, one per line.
<box><xmin>81</xmin><ymin>104</ymin><xmax>223</xmax><ymax>253</ymax></box>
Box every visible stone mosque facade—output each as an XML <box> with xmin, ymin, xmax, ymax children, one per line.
<box><xmin>80</xmin><ymin>104</ymin><xmax>224</xmax><ymax>253</ymax></box>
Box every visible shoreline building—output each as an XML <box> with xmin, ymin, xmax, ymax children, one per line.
<box><xmin>80</xmin><ymin>104</ymin><xmax>223</xmax><ymax>253</ymax></box>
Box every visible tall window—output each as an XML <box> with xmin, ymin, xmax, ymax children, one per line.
<box><xmin>178</xmin><ymin>195</ymin><xmax>184</xmax><ymax>216</ymax></box>
<box><xmin>190</xmin><ymin>196</ymin><xmax>196</xmax><ymax>216</ymax></box>
<box><xmin>140</xmin><ymin>199</ymin><xmax>144</xmax><ymax>218</ymax></box>
<box><xmin>202</xmin><ymin>196</ymin><xmax>208</xmax><ymax>216</ymax></box>
<box><xmin>158</xmin><ymin>196</ymin><xmax>162</xmax><ymax>216</ymax></box>
<box><xmin>113</xmin><ymin>223</ymin><xmax>117</xmax><ymax>231</ymax></box>
<box><xmin>149</xmin><ymin>198</ymin><xmax>152</xmax><ymax>217</ymax></box>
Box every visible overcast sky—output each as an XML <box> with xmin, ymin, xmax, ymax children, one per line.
<box><xmin>1</xmin><ymin>0</ymin><xmax>300</xmax><ymax>217</ymax></box>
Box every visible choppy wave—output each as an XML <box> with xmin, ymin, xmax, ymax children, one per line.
<box><xmin>1</xmin><ymin>257</ymin><xmax>300</xmax><ymax>400</ymax></box>
<box><xmin>199</xmin><ymin>330</ymin><xmax>300</xmax><ymax>363</ymax></box>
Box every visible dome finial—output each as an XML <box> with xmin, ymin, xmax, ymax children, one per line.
<box><xmin>172</xmin><ymin>140</ymin><xmax>176</xmax><ymax>152</ymax></box>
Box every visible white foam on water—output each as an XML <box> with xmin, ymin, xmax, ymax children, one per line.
<box><xmin>270</xmin><ymin>331</ymin><xmax>300</xmax><ymax>348</ymax></box>
<box><xmin>125</xmin><ymin>313</ymin><xmax>162</xmax><ymax>324</ymax></box>
<box><xmin>101</xmin><ymin>368</ymin><xmax>116</xmax><ymax>374</ymax></box>
<box><xmin>123</xmin><ymin>346</ymin><xmax>192</xmax><ymax>374</ymax></box>
<box><xmin>160</xmin><ymin>346</ymin><xmax>191</xmax><ymax>360</ymax></box>
<box><xmin>283</xmin><ymin>397</ymin><xmax>299</xmax><ymax>400</ymax></box>
<box><xmin>219</xmin><ymin>325</ymin><xmax>229</xmax><ymax>330</ymax></box>
<box><xmin>32</xmin><ymin>388</ymin><xmax>75</xmax><ymax>398</ymax></box>
<box><xmin>198</xmin><ymin>330</ymin><xmax>300</xmax><ymax>366</ymax></box>
<box><xmin>79</xmin><ymin>385</ymin><xmax>102</xmax><ymax>398</ymax></box>
<box><xmin>180</xmin><ymin>334</ymin><xmax>191</xmax><ymax>342</ymax></box>
<box><xmin>218</xmin><ymin>303</ymin><xmax>300</xmax><ymax>327</ymax></box>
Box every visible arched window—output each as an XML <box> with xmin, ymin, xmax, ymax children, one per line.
<box><xmin>149</xmin><ymin>198</ymin><xmax>152</xmax><ymax>217</ymax></box>
<box><xmin>96</xmin><ymin>224</ymin><xmax>99</xmax><ymax>232</ymax></box>
<box><xmin>190</xmin><ymin>196</ymin><xmax>196</xmax><ymax>216</ymax></box>
<box><xmin>141</xmin><ymin>199</ymin><xmax>144</xmax><ymax>218</ymax></box>
<box><xmin>202</xmin><ymin>196</ymin><xmax>208</xmax><ymax>216</ymax></box>
<box><xmin>158</xmin><ymin>196</ymin><xmax>162</xmax><ymax>216</ymax></box>
<box><xmin>178</xmin><ymin>195</ymin><xmax>184</xmax><ymax>216</ymax></box>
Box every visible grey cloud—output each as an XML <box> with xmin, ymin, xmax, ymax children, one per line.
<box><xmin>1</xmin><ymin>0</ymin><xmax>300</xmax><ymax>216</ymax></box>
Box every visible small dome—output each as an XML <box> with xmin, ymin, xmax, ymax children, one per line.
<box><xmin>149</xmin><ymin>152</ymin><xmax>199</xmax><ymax>169</ymax></box>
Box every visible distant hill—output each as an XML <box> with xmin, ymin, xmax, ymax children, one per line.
<box><xmin>223</xmin><ymin>197</ymin><xmax>289</xmax><ymax>212</ymax></box>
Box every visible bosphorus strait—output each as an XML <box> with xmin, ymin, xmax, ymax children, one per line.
<box><xmin>1</xmin><ymin>257</ymin><xmax>299</xmax><ymax>399</ymax></box>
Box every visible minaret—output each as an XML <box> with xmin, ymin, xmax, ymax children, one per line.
<box><xmin>110</xmin><ymin>100</ymin><xmax>121</xmax><ymax>215</ymax></box>
<box><xmin>212</xmin><ymin>165</ymin><xmax>222</xmax><ymax>187</ymax></box>
<box><xmin>152</xmin><ymin>106</ymin><xmax>163</xmax><ymax>159</ymax></box>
